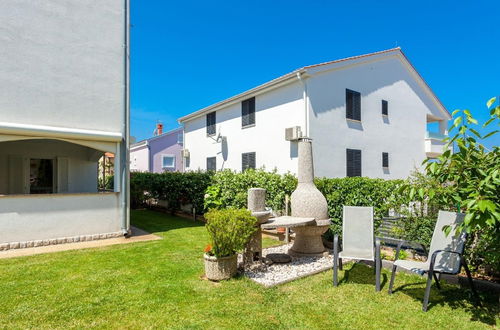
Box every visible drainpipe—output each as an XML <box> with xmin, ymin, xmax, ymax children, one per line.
<box><xmin>121</xmin><ymin>0</ymin><xmax>131</xmax><ymax>237</ymax></box>
<box><xmin>296</xmin><ymin>72</ymin><xmax>309</xmax><ymax>137</ymax></box>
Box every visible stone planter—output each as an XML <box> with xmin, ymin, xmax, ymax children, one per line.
<box><xmin>204</xmin><ymin>253</ymin><xmax>238</xmax><ymax>281</ymax></box>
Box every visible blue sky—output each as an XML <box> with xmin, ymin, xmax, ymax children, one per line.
<box><xmin>131</xmin><ymin>1</ymin><xmax>499</xmax><ymax>148</ymax></box>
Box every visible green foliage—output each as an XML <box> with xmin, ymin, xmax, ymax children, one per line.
<box><xmin>130</xmin><ymin>171</ymin><xmax>213</xmax><ymax>212</ymax></box>
<box><xmin>98</xmin><ymin>175</ymin><xmax>114</xmax><ymax>191</ymax></box>
<box><xmin>423</xmin><ymin>98</ymin><xmax>499</xmax><ymax>233</ymax></box>
<box><xmin>204</xmin><ymin>208</ymin><xmax>257</xmax><ymax>257</ymax></box>
<box><xmin>314</xmin><ymin>177</ymin><xmax>406</xmax><ymax>239</ymax></box>
<box><xmin>204</xmin><ymin>168</ymin><xmax>297</xmax><ymax>213</ymax></box>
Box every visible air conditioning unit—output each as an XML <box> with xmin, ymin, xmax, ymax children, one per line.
<box><xmin>285</xmin><ymin>126</ymin><xmax>302</xmax><ymax>141</ymax></box>
<box><xmin>181</xmin><ymin>149</ymin><xmax>190</xmax><ymax>158</ymax></box>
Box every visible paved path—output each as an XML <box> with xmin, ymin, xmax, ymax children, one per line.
<box><xmin>0</xmin><ymin>226</ymin><xmax>161</xmax><ymax>259</ymax></box>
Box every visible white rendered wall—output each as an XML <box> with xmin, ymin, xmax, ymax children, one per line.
<box><xmin>0</xmin><ymin>139</ymin><xmax>99</xmax><ymax>194</ymax></box>
<box><xmin>130</xmin><ymin>145</ymin><xmax>149</xmax><ymax>172</ymax></box>
<box><xmin>0</xmin><ymin>1</ymin><xmax>125</xmax><ymax>134</ymax></box>
<box><xmin>184</xmin><ymin>81</ymin><xmax>305</xmax><ymax>173</ymax></box>
<box><xmin>307</xmin><ymin>56</ymin><xmax>448</xmax><ymax>179</ymax></box>
<box><xmin>0</xmin><ymin>193</ymin><xmax>121</xmax><ymax>244</ymax></box>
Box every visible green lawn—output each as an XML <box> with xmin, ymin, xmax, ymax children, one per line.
<box><xmin>0</xmin><ymin>210</ymin><xmax>497</xmax><ymax>329</ymax></box>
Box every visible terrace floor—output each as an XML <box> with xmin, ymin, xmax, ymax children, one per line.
<box><xmin>0</xmin><ymin>210</ymin><xmax>497</xmax><ymax>329</ymax></box>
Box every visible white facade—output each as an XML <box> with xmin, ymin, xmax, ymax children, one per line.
<box><xmin>0</xmin><ymin>1</ymin><xmax>130</xmax><ymax>247</ymax></box>
<box><xmin>180</xmin><ymin>48</ymin><xmax>451</xmax><ymax>179</ymax></box>
<box><xmin>130</xmin><ymin>142</ymin><xmax>150</xmax><ymax>172</ymax></box>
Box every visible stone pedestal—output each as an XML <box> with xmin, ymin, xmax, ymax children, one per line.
<box><xmin>244</xmin><ymin>188</ymin><xmax>271</xmax><ymax>264</ymax></box>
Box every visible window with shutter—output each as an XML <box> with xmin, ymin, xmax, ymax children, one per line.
<box><xmin>206</xmin><ymin>157</ymin><xmax>216</xmax><ymax>171</ymax></box>
<box><xmin>382</xmin><ymin>100</ymin><xmax>388</xmax><ymax>116</ymax></box>
<box><xmin>242</xmin><ymin>97</ymin><xmax>256</xmax><ymax>127</ymax></box>
<box><xmin>206</xmin><ymin>112</ymin><xmax>216</xmax><ymax>136</ymax></box>
<box><xmin>242</xmin><ymin>152</ymin><xmax>256</xmax><ymax>171</ymax></box>
<box><xmin>346</xmin><ymin>149</ymin><xmax>362</xmax><ymax>177</ymax></box>
<box><xmin>346</xmin><ymin>89</ymin><xmax>361</xmax><ymax>121</ymax></box>
<box><xmin>382</xmin><ymin>152</ymin><xmax>389</xmax><ymax>168</ymax></box>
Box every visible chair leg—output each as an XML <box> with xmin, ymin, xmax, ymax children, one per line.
<box><xmin>388</xmin><ymin>264</ymin><xmax>397</xmax><ymax>294</ymax></box>
<box><xmin>462</xmin><ymin>258</ymin><xmax>481</xmax><ymax>307</ymax></box>
<box><xmin>433</xmin><ymin>273</ymin><xmax>441</xmax><ymax>290</ymax></box>
<box><xmin>333</xmin><ymin>255</ymin><xmax>338</xmax><ymax>286</ymax></box>
<box><xmin>375</xmin><ymin>257</ymin><xmax>381</xmax><ymax>292</ymax></box>
<box><xmin>339</xmin><ymin>258</ymin><xmax>343</xmax><ymax>271</ymax></box>
<box><xmin>422</xmin><ymin>271</ymin><xmax>433</xmax><ymax>312</ymax></box>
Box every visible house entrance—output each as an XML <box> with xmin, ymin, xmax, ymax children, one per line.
<box><xmin>29</xmin><ymin>158</ymin><xmax>54</xmax><ymax>194</ymax></box>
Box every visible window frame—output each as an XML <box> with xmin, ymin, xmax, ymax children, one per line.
<box><xmin>161</xmin><ymin>154</ymin><xmax>176</xmax><ymax>169</ymax></box>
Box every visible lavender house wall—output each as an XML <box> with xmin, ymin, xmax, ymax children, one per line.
<box><xmin>130</xmin><ymin>127</ymin><xmax>183</xmax><ymax>173</ymax></box>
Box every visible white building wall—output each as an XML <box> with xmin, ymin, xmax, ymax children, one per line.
<box><xmin>0</xmin><ymin>193</ymin><xmax>121</xmax><ymax>244</ymax></box>
<box><xmin>130</xmin><ymin>145</ymin><xmax>149</xmax><ymax>172</ymax></box>
<box><xmin>0</xmin><ymin>1</ymin><xmax>125</xmax><ymax>133</ymax></box>
<box><xmin>308</xmin><ymin>56</ymin><xmax>445</xmax><ymax>179</ymax></box>
<box><xmin>184</xmin><ymin>82</ymin><xmax>305</xmax><ymax>173</ymax></box>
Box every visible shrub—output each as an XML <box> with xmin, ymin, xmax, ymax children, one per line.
<box><xmin>130</xmin><ymin>171</ymin><xmax>213</xmax><ymax>212</ymax></box>
<box><xmin>204</xmin><ymin>168</ymin><xmax>297</xmax><ymax>213</ymax></box>
<box><xmin>314</xmin><ymin>177</ymin><xmax>406</xmax><ymax>239</ymax></box>
<box><xmin>204</xmin><ymin>209</ymin><xmax>257</xmax><ymax>257</ymax></box>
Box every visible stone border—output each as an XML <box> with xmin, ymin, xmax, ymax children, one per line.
<box><xmin>0</xmin><ymin>231</ymin><xmax>124</xmax><ymax>251</ymax></box>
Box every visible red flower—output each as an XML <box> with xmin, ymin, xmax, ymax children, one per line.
<box><xmin>204</xmin><ymin>244</ymin><xmax>212</xmax><ymax>253</ymax></box>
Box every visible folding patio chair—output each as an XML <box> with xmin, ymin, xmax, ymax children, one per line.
<box><xmin>388</xmin><ymin>210</ymin><xmax>481</xmax><ymax>311</ymax></box>
<box><xmin>333</xmin><ymin>206</ymin><xmax>381</xmax><ymax>291</ymax></box>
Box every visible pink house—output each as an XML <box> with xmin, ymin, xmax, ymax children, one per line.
<box><xmin>130</xmin><ymin>124</ymin><xmax>184</xmax><ymax>173</ymax></box>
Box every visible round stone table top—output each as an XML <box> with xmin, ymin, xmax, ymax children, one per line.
<box><xmin>260</xmin><ymin>216</ymin><xmax>316</xmax><ymax>229</ymax></box>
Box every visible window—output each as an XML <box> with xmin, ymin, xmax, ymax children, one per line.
<box><xmin>346</xmin><ymin>149</ymin><xmax>361</xmax><ymax>177</ymax></box>
<box><xmin>177</xmin><ymin>132</ymin><xmax>183</xmax><ymax>144</ymax></box>
<box><xmin>382</xmin><ymin>152</ymin><xmax>389</xmax><ymax>168</ymax></box>
<box><xmin>162</xmin><ymin>155</ymin><xmax>175</xmax><ymax>169</ymax></box>
<box><xmin>242</xmin><ymin>97</ymin><xmax>255</xmax><ymax>127</ymax></box>
<box><xmin>206</xmin><ymin>112</ymin><xmax>216</xmax><ymax>136</ymax></box>
<box><xmin>206</xmin><ymin>157</ymin><xmax>216</xmax><ymax>171</ymax></box>
<box><xmin>242</xmin><ymin>152</ymin><xmax>256</xmax><ymax>171</ymax></box>
<box><xmin>382</xmin><ymin>100</ymin><xmax>388</xmax><ymax>116</ymax></box>
<box><xmin>346</xmin><ymin>89</ymin><xmax>361</xmax><ymax>121</ymax></box>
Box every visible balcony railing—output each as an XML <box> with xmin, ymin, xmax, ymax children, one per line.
<box><xmin>425</xmin><ymin>131</ymin><xmax>449</xmax><ymax>158</ymax></box>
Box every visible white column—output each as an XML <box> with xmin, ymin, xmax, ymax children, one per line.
<box><xmin>114</xmin><ymin>142</ymin><xmax>121</xmax><ymax>192</ymax></box>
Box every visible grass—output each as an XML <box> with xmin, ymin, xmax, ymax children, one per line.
<box><xmin>0</xmin><ymin>209</ymin><xmax>497</xmax><ymax>329</ymax></box>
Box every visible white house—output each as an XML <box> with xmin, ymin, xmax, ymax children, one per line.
<box><xmin>0</xmin><ymin>1</ymin><xmax>130</xmax><ymax>249</ymax></box>
<box><xmin>179</xmin><ymin>48</ymin><xmax>451</xmax><ymax>179</ymax></box>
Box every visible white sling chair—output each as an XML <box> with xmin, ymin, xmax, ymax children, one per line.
<box><xmin>388</xmin><ymin>210</ymin><xmax>481</xmax><ymax>311</ymax></box>
<box><xmin>333</xmin><ymin>206</ymin><xmax>381</xmax><ymax>291</ymax></box>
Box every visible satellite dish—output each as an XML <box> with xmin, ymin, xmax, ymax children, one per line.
<box><xmin>210</xmin><ymin>128</ymin><xmax>225</xmax><ymax>143</ymax></box>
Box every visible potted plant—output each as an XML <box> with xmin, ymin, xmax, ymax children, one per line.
<box><xmin>203</xmin><ymin>208</ymin><xmax>257</xmax><ymax>281</ymax></box>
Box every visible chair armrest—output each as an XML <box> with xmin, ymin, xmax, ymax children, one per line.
<box><xmin>394</xmin><ymin>239</ymin><xmax>428</xmax><ymax>262</ymax></box>
<box><xmin>429</xmin><ymin>249</ymin><xmax>462</xmax><ymax>273</ymax></box>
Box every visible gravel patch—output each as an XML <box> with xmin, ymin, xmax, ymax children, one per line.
<box><xmin>240</xmin><ymin>243</ymin><xmax>333</xmax><ymax>287</ymax></box>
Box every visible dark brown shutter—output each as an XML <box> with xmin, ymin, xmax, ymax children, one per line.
<box><xmin>382</xmin><ymin>100</ymin><xmax>388</xmax><ymax>116</ymax></box>
<box><xmin>346</xmin><ymin>89</ymin><xmax>361</xmax><ymax>121</ymax></box>
<box><xmin>242</xmin><ymin>152</ymin><xmax>256</xmax><ymax>171</ymax></box>
<box><xmin>242</xmin><ymin>97</ymin><xmax>255</xmax><ymax>127</ymax></box>
<box><xmin>346</xmin><ymin>149</ymin><xmax>362</xmax><ymax>177</ymax></box>
<box><xmin>206</xmin><ymin>112</ymin><xmax>216</xmax><ymax>135</ymax></box>
<box><xmin>382</xmin><ymin>152</ymin><xmax>389</xmax><ymax>168</ymax></box>
<box><xmin>207</xmin><ymin>157</ymin><xmax>216</xmax><ymax>171</ymax></box>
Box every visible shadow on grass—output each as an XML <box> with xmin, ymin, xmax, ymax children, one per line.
<box><xmin>131</xmin><ymin>209</ymin><xmax>204</xmax><ymax>235</ymax></box>
<box><xmin>391</xmin><ymin>276</ymin><xmax>499</xmax><ymax>325</ymax></box>
<box><xmin>339</xmin><ymin>262</ymin><xmax>388</xmax><ymax>289</ymax></box>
